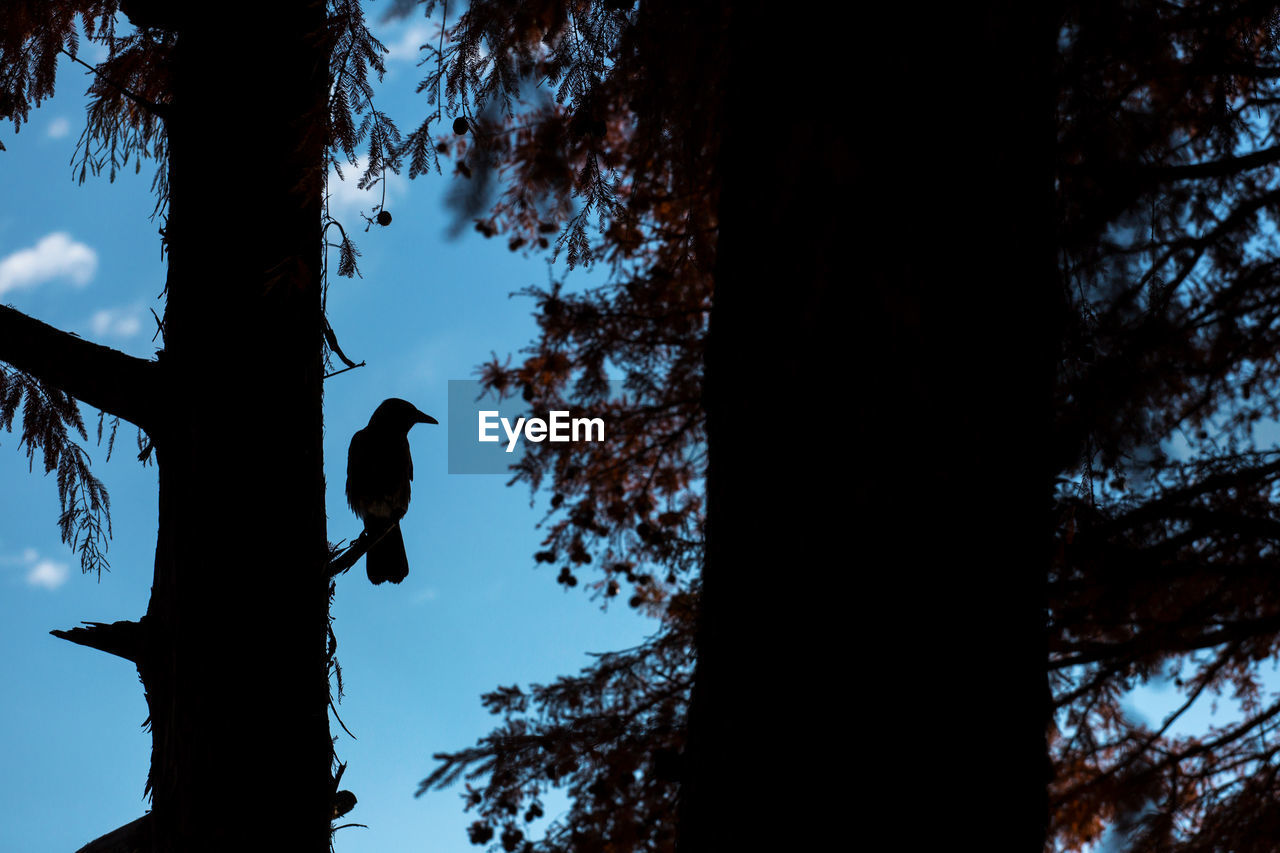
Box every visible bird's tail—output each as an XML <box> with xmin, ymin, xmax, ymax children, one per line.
<box><xmin>365</xmin><ymin>523</ymin><xmax>409</xmax><ymax>584</ymax></box>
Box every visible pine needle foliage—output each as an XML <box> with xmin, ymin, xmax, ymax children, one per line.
<box><xmin>2</xmin><ymin>0</ymin><xmax>405</xmax><ymax>573</ymax></box>
<box><xmin>0</xmin><ymin>1</ymin><xmax>121</xmax><ymax>146</ymax></box>
<box><xmin>5</xmin><ymin>2</ymin><xmax>712</xmax><ymax>844</ymax></box>
<box><xmin>328</xmin><ymin>0</ymin><xmax>402</xmax><ymax>191</ymax></box>
<box><xmin>1052</xmin><ymin>3</ymin><xmax>1280</xmax><ymax>849</ymax></box>
<box><xmin>422</xmin><ymin>617</ymin><xmax>692</xmax><ymax>853</ymax></box>
<box><xmin>397</xmin><ymin>0</ymin><xmax>721</xmax><ymax>622</ymax></box>
<box><xmin>391</xmin><ymin>1</ymin><xmax>724</xmax><ymax>849</ymax></box>
<box><xmin>0</xmin><ymin>366</ymin><xmax>111</xmax><ymax>576</ymax></box>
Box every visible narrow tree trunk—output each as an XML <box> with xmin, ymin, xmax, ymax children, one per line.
<box><xmin>141</xmin><ymin>5</ymin><xmax>332</xmax><ymax>850</ymax></box>
<box><xmin>686</xmin><ymin>2</ymin><xmax>1057</xmax><ymax>849</ymax></box>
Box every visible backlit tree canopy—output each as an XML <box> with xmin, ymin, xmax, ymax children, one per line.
<box><xmin>1053</xmin><ymin>2</ymin><xmax>1280</xmax><ymax>849</ymax></box>
<box><xmin>389</xmin><ymin>1</ymin><xmax>715</xmax><ymax>849</ymax></box>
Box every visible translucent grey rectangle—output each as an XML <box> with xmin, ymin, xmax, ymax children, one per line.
<box><xmin>447</xmin><ymin>380</ymin><xmax>616</xmax><ymax>474</ymax></box>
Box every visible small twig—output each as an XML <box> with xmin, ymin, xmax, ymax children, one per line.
<box><xmin>149</xmin><ymin>307</ymin><xmax>164</xmax><ymax>343</ymax></box>
<box><xmin>59</xmin><ymin>48</ymin><xmax>168</xmax><ymax>118</ymax></box>
<box><xmin>328</xmin><ymin>530</ymin><xmax>371</xmax><ymax>576</ymax></box>
<box><xmin>327</xmin><ymin>524</ymin><xmax>403</xmax><ymax>574</ymax></box>
<box><xmin>330</xmin><ymin>696</ymin><xmax>358</xmax><ymax>740</ymax></box>
<box><xmin>323</xmin><ymin>318</ymin><xmax>361</xmax><ymax>370</ymax></box>
<box><xmin>323</xmin><ymin>361</ymin><xmax>366</xmax><ymax>381</ymax></box>
<box><xmin>437</xmin><ymin>1</ymin><xmax>448</xmax><ymax>114</ymax></box>
<box><xmin>332</xmin><ymin>823</ymin><xmax>369</xmax><ymax>831</ymax></box>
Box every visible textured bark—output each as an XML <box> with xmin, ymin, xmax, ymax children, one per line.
<box><xmin>138</xmin><ymin>4</ymin><xmax>333</xmax><ymax>850</ymax></box>
<box><xmin>2</xmin><ymin>5</ymin><xmax>333</xmax><ymax>848</ymax></box>
<box><xmin>685</xmin><ymin>2</ymin><xmax>1057</xmax><ymax>849</ymax></box>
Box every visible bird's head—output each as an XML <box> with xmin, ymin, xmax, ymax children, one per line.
<box><xmin>368</xmin><ymin>398</ymin><xmax>438</xmax><ymax>432</ymax></box>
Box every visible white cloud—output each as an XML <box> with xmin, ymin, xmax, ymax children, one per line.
<box><xmin>0</xmin><ymin>233</ymin><xmax>97</xmax><ymax>296</ymax></box>
<box><xmin>26</xmin><ymin>558</ymin><xmax>69</xmax><ymax>590</ymax></box>
<box><xmin>1</xmin><ymin>549</ymin><xmax>71</xmax><ymax>589</ymax></box>
<box><xmin>82</xmin><ymin>41</ymin><xmax>109</xmax><ymax>64</ymax></box>
<box><xmin>386</xmin><ymin>23</ymin><xmax>434</xmax><ymax>64</ymax></box>
<box><xmin>412</xmin><ymin>586</ymin><xmax>439</xmax><ymax>604</ymax></box>
<box><xmin>327</xmin><ymin>156</ymin><xmax>406</xmax><ymax>215</ymax></box>
<box><xmin>402</xmin><ymin>332</ymin><xmax>456</xmax><ymax>386</ymax></box>
<box><xmin>47</xmin><ymin>117</ymin><xmax>71</xmax><ymax>139</ymax></box>
<box><xmin>89</xmin><ymin>304</ymin><xmax>145</xmax><ymax>339</ymax></box>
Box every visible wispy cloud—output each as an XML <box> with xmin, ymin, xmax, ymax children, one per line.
<box><xmin>0</xmin><ymin>232</ymin><xmax>97</xmax><ymax>296</ymax></box>
<box><xmin>402</xmin><ymin>332</ymin><xmax>457</xmax><ymax>387</ymax></box>
<box><xmin>6</xmin><ymin>549</ymin><xmax>71</xmax><ymax>590</ymax></box>
<box><xmin>47</xmin><ymin>117</ymin><xmax>71</xmax><ymax>139</ymax></box>
<box><xmin>27</xmin><ymin>559</ymin><xmax>70</xmax><ymax>590</ymax></box>
<box><xmin>81</xmin><ymin>41</ymin><xmax>109</xmax><ymax>64</ymax></box>
<box><xmin>327</xmin><ymin>156</ymin><xmax>406</xmax><ymax>215</ymax></box>
<box><xmin>89</xmin><ymin>304</ymin><xmax>145</xmax><ymax>339</ymax></box>
<box><xmin>385</xmin><ymin>22</ymin><xmax>434</xmax><ymax>64</ymax></box>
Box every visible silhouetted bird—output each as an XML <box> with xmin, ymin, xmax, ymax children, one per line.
<box><xmin>346</xmin><ymin>398</ymin><xmax>437</xmax><ymax>584</ymax></box>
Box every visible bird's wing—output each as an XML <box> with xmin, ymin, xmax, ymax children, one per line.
<box><xmin>346</xmin><ymin>427</ymin><xmax>413</xmax><ymax>522</ymax></box>
<box><xmin>345</xmin><ymin>428</ymin><xmax>370</xmax><ymax>516</ymax></box>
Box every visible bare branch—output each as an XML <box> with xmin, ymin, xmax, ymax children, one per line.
<box><xmin>0</xmin><ymin>306</ymin><xmax>159</xmax><ymax>429</ymax></box>
<box><xmin>73</xmin><ymin>814</ymin><xmax>150</xmax><ymax>853</ymax></box>
<box><xmin>51</xmin><ymin>619</ymin><xmax>145</xmax><ymax>664</ymax></box>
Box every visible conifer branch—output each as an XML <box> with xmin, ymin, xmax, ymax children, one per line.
<box><xmin>51</xmin><ymin>619</ymin><xmax>146</xmax><ymax>664</ymax></box>
<box><xmin>0</xmin><ymin>305</ymin><xmax>160</xmax><ymax>430</ymax></box>
<box><xmin>58</xmin><ymin>49</ymin><xmax>169</xmax><ymax>119</ymax></box>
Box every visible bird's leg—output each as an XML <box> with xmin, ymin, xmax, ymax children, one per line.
<box><xmin>366</xmin><ymin>520</ymin><xmax>398</xmax><ymax>548</ymax></box>
<box><xmin>327</xmin><ymin>526</ymin><xmax>385</xmax><ymax>577</ymax></box>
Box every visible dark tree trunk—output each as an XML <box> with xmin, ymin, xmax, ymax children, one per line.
<box><xmin>686</xmin><ymin>2</ymin><xmax>1058</xmax><ymax>849</ymax></box>
<box><xmin>140</xmin><ymin>4</ymin><xmax>333</xmax><ymax>850</ymax></box>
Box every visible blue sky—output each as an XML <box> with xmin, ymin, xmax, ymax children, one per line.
<box><xmin>0</xmin><ymin>9</ymin><xmax>656</xmax><ymax>851</ymax></box>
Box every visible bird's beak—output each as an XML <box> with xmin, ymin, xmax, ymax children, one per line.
<box><xmin>416</xmin><ymin>411</ymin><xmax>439</xmax><ymax>425</ymax></box>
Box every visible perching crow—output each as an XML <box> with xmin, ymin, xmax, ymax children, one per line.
<box><xmin>346</xmin><ymin>398</ymin><xmax>437</xmax><ymax>584</ymax></box>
